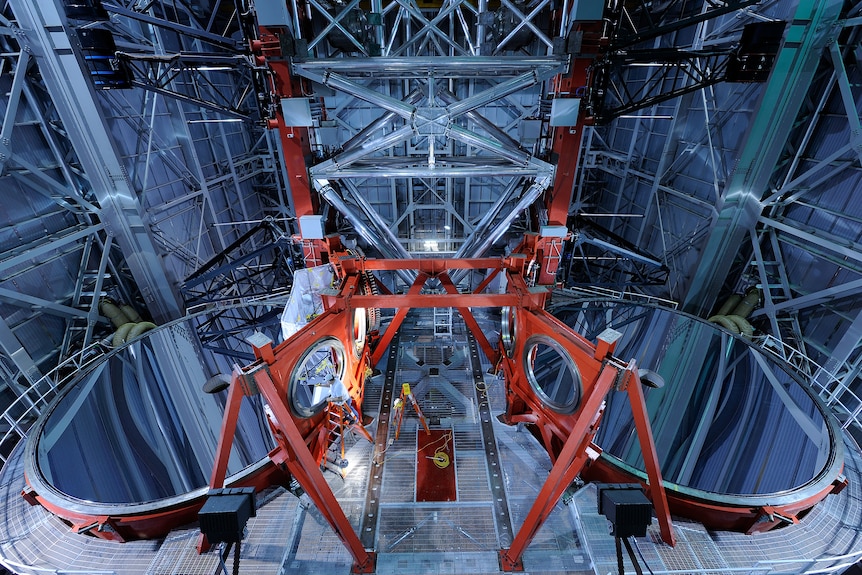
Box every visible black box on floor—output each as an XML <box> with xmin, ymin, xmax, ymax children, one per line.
<box><xmin>596</xmin><ymin>483</ymin><xmax>653</xmax><ymax>538</ymax></box>
<box><xmin>198</xmin><ymin>487</ymin><xmax>256</xmax><ymax>543</ymax></box>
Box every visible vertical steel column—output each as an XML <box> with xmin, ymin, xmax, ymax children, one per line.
<box><xmin>255</xmin><ymin>26</ymin><xmax>324</xmax><ymax>265</ymax></box>
<box><xmin>9</xmin><ymin>0</ymin><xmax>183</xmax><ymax>322</ymax></box>
<box><xmin>682</xmin><ymin>0</ymin><xmax>844</xmax><ymax>316</ymax></box>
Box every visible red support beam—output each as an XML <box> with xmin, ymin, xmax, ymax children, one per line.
<box><xmin>438</xmin><ymin>272</ymin><xmax>500</xmax><ymax>366</ymax></box>
<box><xmin>501</xmin><ymin>364</ymin><xmax>619</xmax><ymax>571</ymax></box>
<box><xmin>343</xmin><ymin>257</ymin><xmax>505</xmax><ymax>272</ymax></box>
<box><xmin>198</xmin><ymin>370</ymin><xmax>248</xmax><ymax>552</ymax></box>
<box><xmin>370</xmin><ymin>273</ymin><xmax>428</xmax><ymax>365</ymax></box>
<box><xmin>251</xmin><ymin>367</ymin><xmax>376</xmax><ymax>573</ymax></box>
<box><xmin>207</xmin><ymin>371</ymin><xmax>246</xmax><ymax>490</ymax></box>
<box><xmin>626</xmin><ymin>366</ymin><xmax>676</xmax><ymax>546</ymax></box>
<box><xmin>254</xmin><ymin>28</ymin><xmax>329</xmax><ymax>265</ymax></box>
<box><xmin>472</xmin><ymin>267</ymin><xmax>502</xmax><ymax>295</ymax></box>
<box><xmin>256</xmin><ymin>30</ymin><xmax>316</xmax><ymax>220</ymax></box>
<box><xmin>352</xmin><ymin>292</ymin><xmax>521</xmax><ymax>310</ymax></box>
<box><xmin>545</xmin><ymin>22</ymin><xmax>601</xmax><ymax>227</ymax></box>
<box><xmin>539</xmin><ymin>23</ymin><xmax>602</xmax><ymax>284</ymax></box>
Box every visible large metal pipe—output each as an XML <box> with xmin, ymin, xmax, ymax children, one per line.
<box><xmin>293</xmin><ymin>56</ymin><xmax>566</xmax><ymax>77</ymax></box>
<box><xmin>472</xmin><ymin>177</ymin><xmax>549</xmax><ymax>256</ymax></box>
<box><xmin>448</xmin><ymin>124</ymin><xmax>533</xmax><ymax>166</ymax></box>
<box><xmin>454</xmin><ymin>178</ymin><xmax>521</xmax><ymax>259</ymax></box>
<box><xmin>316</xmin><ymin>180</ymin><xmax>415</xmax><ymax>287</ymax></box>
<box><xmin>316</xmin><ymin>163</ymin><xmax>543</xmax><ymax>179</ymax></box>
<box><xmin>446</xmin><ymin>67</ymin><xmax>561</xmax><ymax>118</ymax></box>
<box><xmin>437</xmin><ymin>89</ymin><xmax>523</xmax><ymax>155</ymax></box>
<box><xmin>451</xmin><ymin>177</ymin><xmax>549</xmax><ymax>286</ymax></box>
<box><xmin>313</xmin><ymin>124</ymin><xmax>416</xmax><ymax>175</ymax></box>
<box><xmin>298</xmin><ymin>69</ymin><xmax>416</xmax><ymax>120</ymax></box>
<box><xmin>341</xmin><ymin>89</ymin><xmax>424</xmax><ymax>153</ymax></box>
<box><xmin>340</xmin><ymin>180</ymin><xmax>412</xmax><ymax>261</ymax></box>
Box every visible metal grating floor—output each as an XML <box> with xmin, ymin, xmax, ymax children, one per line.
<box><xmin>0</xmin><ymin>309</ymin><xmax>859</xmax><ymax>574</ymax></box>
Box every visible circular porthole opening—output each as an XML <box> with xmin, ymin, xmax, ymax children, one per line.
<box><xmin>288</xmin><ymin>338</ymin><xmax>346</xmax><ymax>418</ymax></box>
<box><xmin>523</xmin><ymin>336</ymin><xmax>582</xmax><ymax>413</ymax></box>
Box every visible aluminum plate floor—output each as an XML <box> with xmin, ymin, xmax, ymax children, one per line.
<box><xmin>0</xmin><ymin>310</ymin><xmax>860</xmax><ymax>575</ymax></box>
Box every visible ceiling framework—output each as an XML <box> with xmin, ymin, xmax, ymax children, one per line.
<box><xmin>574</xmin><ymin>0</ymin><xmax>862</xmax><ymax>434</ymax></box>
<box><xmin>279</xmin><ymin>0</ymin><xmax>572</xmax><ymax>281</ymax></box>
<box><xmin>0</xmin><ymin>0</ymin><xmax>861</xmax><ymax>456</ymax></box>
<box><xmin>0</xmin><ymin>0</ymin><xmax>294</xmax><ymax>411</ymax></box>
<box><xmin>746</xmin><ymin>10</ymin><xmax>862</xmax><ymax>430</ymax></box>
<box><xmin>0</xmin><ymin>6</ymin><xmax>131</xmax><ymax>399</ymax></box>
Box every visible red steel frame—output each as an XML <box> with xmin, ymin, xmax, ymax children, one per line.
<box><xmin>203</xmin><ymin>250</ymin><xmax>675</xmax><ymax>572</ymax></box>
<box><xmin>22</xmin><ymin>249</ymin><xmax>846</xmax><ymax>569</ymax></box>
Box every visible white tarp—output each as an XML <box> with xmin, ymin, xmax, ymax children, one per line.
<box><xmin>280</xmin><ymin>265</ymin><xmax>334</xmax><ymax>341</ymax></box>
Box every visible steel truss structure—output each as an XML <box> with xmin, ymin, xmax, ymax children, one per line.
<box><xmin>1</xmin><ymin>0</ymin><xmax>862</xmax><ymax>572</ymax></box>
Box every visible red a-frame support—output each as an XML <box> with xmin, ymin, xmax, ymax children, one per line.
<box><xmin>499</xmin><ymin>360</ymin><xmax>675</xmax><ymax>571</ymax></box>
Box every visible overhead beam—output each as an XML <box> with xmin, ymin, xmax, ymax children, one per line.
<box><xmin>0</xmin><ymin>316</ymin><xmax>42</xmax><ymax>384</ymax></box>
<box><xmin>293</xmin><ymin>56</ymin><xmax>566</xmax><ymax>78</ymax></box>
<box><xmin>0</xmin><ymin>287</ymin><xmax>107</xmax><ymax>322</ymax></box>
<box><xmin>682</xmin><ymin>0</ymin><xmax>844</xmax><ymax>317</ymax></box>
<box><xmin>0</xmin><ymin>223</ymin><xmax>103</xmax><ymax>274</ymax></box>
<box><xmin>750</xmin><ymin>277</ymin><xmax>862</xmax><ymax>316</ymax></box>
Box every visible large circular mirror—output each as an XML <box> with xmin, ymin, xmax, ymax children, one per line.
<box><xmin>550</xmin><ymin>300</ymin><xmax>844</xmax><ymax>505</ymax></box>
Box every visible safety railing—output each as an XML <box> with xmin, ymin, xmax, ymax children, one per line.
<box><xmin>626</xmin><ymin>531</ymin><xmax>862</xmax><ymax>575</ymax></box>
<box><xmin>554</xmin><ymin>285</ymin><xmax>680</xmax><ymax>308</ymax></box>
<box><xmin>184</xmin><ymin>289</ymin><xmax>293</xmax><ymax>316</ymax></box>
<box><xmin>758</xmin><ymin>334</ymin><xmax>862</xmax><ymax>435</ymax></box>
<box><xmin>0</xmin><ymin>294</ymin><xmax>297</xmax><ymax>469</ymax></box>
<box><xmin>0</xmin><ymin>555</ymin><xmax>116</xmax><ymax>575</ymax></box>
<box><xmin>0</xmin><ymin>341</ymin><xmax>109</xmax><ymax>467</ymax></box>
<box><xmin>747</xmin><ymin>550</ymin><xmax>862</xmax><ymax>575</ymax></box>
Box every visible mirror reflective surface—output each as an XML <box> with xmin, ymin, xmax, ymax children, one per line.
<box><xmin>552</xmin><ymin>301</ymin><xmax>840</xmax><ymax>497</ymax></box>
<box><xmin>33</xmin><ymin>320</ymin><xmax>274</xmax><ymax>506</ymax></box>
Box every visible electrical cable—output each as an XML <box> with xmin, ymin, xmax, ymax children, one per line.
<box><xmin>631</xmin><ymin>537</ymin><xmax>657</xmax><ymax>575</ymax></box>
<box><xmin>375</xmin><ymin>429</ymin><xmax>453</xmax><ymax>466</ymax></box>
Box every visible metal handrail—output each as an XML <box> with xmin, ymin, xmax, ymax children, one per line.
<box><xmin>0</xmin><ymin>554</ymin><xmax>116</xmax><ymax>574</ymax></box>
<box><xmin>0</xmin><ymin>341</ymin><xmax>107</xmax><ymax>466</ymax></box>
<box><xmin>184</xmin><ymin>289</ymin><xmax>292</xmax><ymax>316</ymax></box>
<box><xmin>554</xmin><ymin>285</ymin><xmax>680</xmax><ymax>308</ymax></box>
<box><xmin>748</xmin><ymin>549</ymin><xmax>862</xmax><ymax>575</ymax></box>
<box><xmin>758</xmin><ymin>334</ymin><xmax>862</xmax><ymax>435</ymax></box>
